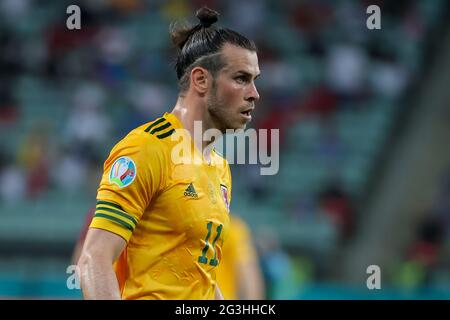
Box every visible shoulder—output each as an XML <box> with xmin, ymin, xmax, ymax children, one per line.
<box><xmin>113</xmin><ymin>115</ymin><xmax>177</xmax><ymax>156</ymax></box>
<box><xmin>103</xmin><ymin>117</ymin><xmax>178</xmax><ymax>179</ymax></box>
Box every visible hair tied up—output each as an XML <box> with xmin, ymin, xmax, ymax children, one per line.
<box><xmin>196</xmin><ymin>7</ymin><xmax>219</xmax><ymax>28</ymax></box>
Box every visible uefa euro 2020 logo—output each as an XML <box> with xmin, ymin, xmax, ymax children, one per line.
<box><xmin>109</xmin><ymin>157</ymin><xmax>137</xmax><ymax>188</ymax></box>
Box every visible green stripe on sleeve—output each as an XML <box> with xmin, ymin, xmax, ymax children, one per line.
<box><xmin>94</xmin><ymin>213</ymin><xmax>134</xmax><ymax>231</ymax></box>
<box><xmin>96</xmin><ymin>200</ymin><xmax>124</xmax><ymax>212</ymax></box>
<box><xmin>95</xmin><ymin>206</ymin><xmax>138</xmax><ymax>227</ymax></box>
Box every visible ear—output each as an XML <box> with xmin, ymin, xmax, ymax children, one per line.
<box><xmin>190</xmin><ymin>67</ymin><xmax>210</xmax><ymax>94</ymax></box>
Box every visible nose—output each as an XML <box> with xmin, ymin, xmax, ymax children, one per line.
<box><xmin>245</xmin><ymin>81</ymin><xmax>260</xmax><ymax>103</ymax></box>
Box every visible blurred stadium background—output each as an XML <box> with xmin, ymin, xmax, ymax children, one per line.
<box><xmin>0</xmin><ymin>0</ymin><xmax>450</xmax><ymax>299</ymax></box>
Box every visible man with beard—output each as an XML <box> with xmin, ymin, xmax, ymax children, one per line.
<box><xmin>77</xmin><ymin>7</ymin><xmax>260</xmax><ymax>300</ymax></box>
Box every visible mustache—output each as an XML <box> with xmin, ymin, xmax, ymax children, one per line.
<box><xmin>241</xmin><ymin>103</ymin><xmax>255</xmax><ymax>111</ymax></box>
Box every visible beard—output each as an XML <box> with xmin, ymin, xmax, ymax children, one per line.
<box><xmin>206</xmin><ymin>82</ymin><xmax>246</xmax><ymax>133</ymax></box>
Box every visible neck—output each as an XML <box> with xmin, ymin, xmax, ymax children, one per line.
<box><xmin>171</xmin><ymin>95</ymin><xmax>221</xmax><ymax>162</ymax></box>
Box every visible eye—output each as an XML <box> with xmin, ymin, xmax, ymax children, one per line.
<box><xmin>234</xmin><ymin>75</ymin><xmax>248</xmax><ymax>84</ymax></box>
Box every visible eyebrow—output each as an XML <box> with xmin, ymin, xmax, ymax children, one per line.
<box><xmin>235</xmin><ymin>70</ymin><xmax>261</xmax><ymax>79</ymax></box>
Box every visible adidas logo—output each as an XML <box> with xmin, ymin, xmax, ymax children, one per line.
<box><xmin>184</xmin><ymin>183</ymin><xmax>198</xmax><ymax>198</ymax></box>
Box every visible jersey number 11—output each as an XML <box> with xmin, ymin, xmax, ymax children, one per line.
<box><xmin>198</xmin><ymin>222</ymin><xmax>223</xmax><ymax>266</ymax></box>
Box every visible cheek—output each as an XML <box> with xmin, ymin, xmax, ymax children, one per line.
<box><xmin>217</xmin><ymin>83</ymin><xmax>244</xmax><ymax>108</ymax></box>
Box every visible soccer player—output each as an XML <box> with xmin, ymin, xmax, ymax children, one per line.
<box><xmin>77</xmin><ymin>7</ymin><xmax>260</xmax><ymax>300</ymax></box>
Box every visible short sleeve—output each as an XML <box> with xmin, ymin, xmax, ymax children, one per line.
<box><xmin>90</xmin><ymin>132</ymin><xmax>167</xmax><ymax>241</ymax></box>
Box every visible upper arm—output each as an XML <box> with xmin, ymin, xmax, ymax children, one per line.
<box><xmin>80</xmin><ymin>228</ymin><xmax>127</xmax><ymax>264</ymax></box>
<box><xmin>77</xmin><ymin>228</ymin><xmax>126</xmax><ymax>300</ymax></box>
<box><xmin>90</xmin><ymin>132</ymin><xmax>167</xmax><ymax>242</ymax></box>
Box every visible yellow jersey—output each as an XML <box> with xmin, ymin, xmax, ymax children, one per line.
<box><xmin>216</xmin><ymin>215</ymin><xmax>256</xmax><ymax>299</ymax></box>
<box><xmin>90</xmin><ymin>112</ymin><xmax>231</xmax><ymax>299</ymax></box>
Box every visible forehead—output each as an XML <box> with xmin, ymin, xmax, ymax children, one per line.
<box><xmin>220</xmin><ymin>43</ymin><xmax>260</xmax><ymax>76</ymax></box>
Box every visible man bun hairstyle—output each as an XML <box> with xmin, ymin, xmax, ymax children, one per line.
<box><xmin>196</xmin><ymin>6</ymin><xmax>219</xmax><ymax>28</ymax></box>
<box><xmin>170</xmin><ymin>6</ymin><xmax>257</xmax><ymax>92</ymax></box>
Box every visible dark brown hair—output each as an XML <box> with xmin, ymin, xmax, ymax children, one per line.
<box><xmin>170</xmin><ymin>7</ymin><xmax>257</xmax><ymax>91</ymax></box>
